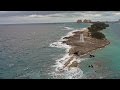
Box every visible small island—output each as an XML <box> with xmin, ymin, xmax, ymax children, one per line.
<box><xmin>60</xmin><ymin>22</ymin><xmax>110</xmax><ymax>70</ymax></box>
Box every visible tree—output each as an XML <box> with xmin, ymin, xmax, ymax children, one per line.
<box><xmin>87</xmin><ymin>22</ymin><xmax>109</xmax><ymax>39</ymax></box>
<box><xmin>88</xmin><ymin>22</ymin><xmax>109</xmax><ymax>32</ymax></box>
<box><xmin>91</xmin><ymin>32</ymin><xmax>105</xmax><ymax>39</ymax></box>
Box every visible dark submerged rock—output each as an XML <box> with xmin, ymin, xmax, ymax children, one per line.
<box><xmin>89</xmin><ymin>54</ymin><xmax>95</xmax><ymax>58</ymax></box>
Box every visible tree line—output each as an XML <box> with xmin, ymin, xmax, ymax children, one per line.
<box><xmin>88</xmin><ymin>22</ymin><xmax>109</xmax><ymax>39</ymax></box>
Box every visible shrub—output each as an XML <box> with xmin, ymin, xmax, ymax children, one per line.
<box><xmin>87</xmin><ymin>22</ymin><xmax>109</xmax><ymax>39</ymax></box>
<box><xmin>91</xmin><ymin>32</ymin><xmax>106</xmax><ymax>39</ymax></box>
<box><xmin>88</xmin><ymin>22</ymin><xmax>109</xmax><ymax>32</ymax></box>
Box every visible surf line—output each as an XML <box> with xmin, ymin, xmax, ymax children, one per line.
<box><xmin>50</xmin><ymin>28</ymin><xmax>87</xmax><ymax>72</ymax></box>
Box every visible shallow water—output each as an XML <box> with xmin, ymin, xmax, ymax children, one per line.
<box><xmin>80</xmin><ymin>23</ymin><xmax>120</xmax><ymax>79</ymax></box>
<box><xmin>0</xmin><ymin>22</ymin><xmax>120</xmax><ymax>79</ymax></box>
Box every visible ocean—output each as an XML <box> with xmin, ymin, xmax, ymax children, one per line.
<box><xmin>0</xmin><ymin>22</ymin><xmax>120</xmax><ymax>79</ymax></box>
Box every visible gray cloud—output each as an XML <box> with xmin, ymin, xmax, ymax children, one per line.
<box><xmin>0</xmin><ymin>11</ymin><xmax>120</xmax><ymax>24</ymax></box>
<box><xmin>0</xmin><ymin>11</ymin><xmax>72</xmax><ymax>17</ymax></box>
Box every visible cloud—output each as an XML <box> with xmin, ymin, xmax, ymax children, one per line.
<box><xmin>113</xmin><ymin>12</ymin><xmax>120</xmax><ymax>15</ymax></box>
<box><xmin>0</xmin><ymin>11</ymin><xmax>120</xmax><ymax>24</ymax></box>
<box><xmin>28</xmin><ymin>14</ymin><xmax>46</xmax><ymax>18</ymax></box>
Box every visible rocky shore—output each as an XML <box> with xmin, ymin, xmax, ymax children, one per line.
<box><xmin>61</xmin><ymin>28</ymin><xmax>110</xmax><ymax>69</ymax></box>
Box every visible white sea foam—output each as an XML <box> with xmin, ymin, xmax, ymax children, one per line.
<box><xmin>64</xmin><ymin>67</ymin><xmax>83</xmax><ymax>79</ymax></box>
<box><xmin>50</xmin><ymin>41</ymin><xmax>71</xmax><ymax>52</ymax></box>
<box><xmin>49</xmin><ymin>29</ymin><xmax>76</xmax><ymax>52</ymax></box>
<box><xmin>49</xmin><ymin>67</ymin><xmax>84</xmax><ymax>79</ymax></box>
<box><xmin>62</xmin><ymin>27</ymin><xmax>74</xmax><ymax>30</ymax></box>
<box><xmin>49</xmin><ymin>28</ymin><xmax>87</xmax><ymax>79</ymax></box>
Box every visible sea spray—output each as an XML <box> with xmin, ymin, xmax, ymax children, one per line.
<box><xmin>49</xmin><ymin>28</ymin><xmax>88</xmax><ymax>79</ymax></box>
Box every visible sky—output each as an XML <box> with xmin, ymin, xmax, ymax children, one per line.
<box><xmin>0</xmin><ymin>11</ymin><xmax>120</xmax><ymax>24</ymax></box>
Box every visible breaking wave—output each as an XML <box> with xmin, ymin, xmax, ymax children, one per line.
<box><xmin>61</xmin><ymin>27</ymin><xmax>74</xmax><ymax>30</ymax></box>
<box><xmin>49</xmin><ymin>28</ymin><xmax>87</xmax><ymax>79</ymax></box>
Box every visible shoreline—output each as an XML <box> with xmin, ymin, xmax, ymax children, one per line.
<box><xmin>62</xmin><ymin>30</ymin><xmax>110</xmax><ymax>55</ymax></box>
<box><xmin>78</xmin><ymin>40</ymin><xmax>110</xmax><ymax>58</ymax></box>
<box><xmin>50</xmin><ymin>27</ymin><xmax>110</xmax><ymax>78</ymax></box>
<box><xmin>61</xmin><ymin>28</ymin><xmax>110</xmax><ymax>69</ymax></box>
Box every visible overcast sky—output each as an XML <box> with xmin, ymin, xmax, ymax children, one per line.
<box><xmin>0</xmin><ymin>11</ymin><xmax>120</xmax><ymax>24</ymax></box>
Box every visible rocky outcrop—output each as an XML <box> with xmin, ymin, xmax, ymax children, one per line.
<box><xmin>68</xmin><ymin>61</ymin><xmax>79</xmax><ymax>68</ymax></box>
<box><xmin>61</xmin><ymin>28</ymin><xmax>110</xmax><ymax>69</ymax></box>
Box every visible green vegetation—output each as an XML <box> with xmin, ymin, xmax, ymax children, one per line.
<box><xmin>91</xmin><ymin>32</ymin><xmax>105</xmax><ymax>39</ymax></box>
<box><xmin>88</xmin><ymin>22</ymin><xmax>109</xmax><ymax>39</ymax></box>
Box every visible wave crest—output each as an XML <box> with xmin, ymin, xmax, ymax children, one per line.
<box><xmin>49</xmin><ymin>28</ymin><xmax>87</xmax><ymax>79</ymax></box>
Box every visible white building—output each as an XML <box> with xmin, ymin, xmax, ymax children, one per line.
<box><xmin>79</xmin><ymin>31</ymin><xmax>84</xmax><ymax>42</ymax></box>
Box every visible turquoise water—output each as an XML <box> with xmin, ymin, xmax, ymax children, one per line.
<box><xmin>0</xmin><ymin>22</ymin><xmax>120</xmax><ymax>79</ymax></box>
<box><xmin>0</xmin><ymin>23</ymin><xmax>67</xmax><ymax>79</ymax></box>
<box><xmin>80</xmin><ymin>23</ymin><xmax>120</xmax><ymax>79</ymax></box>
<box><xmin>0</xmin><ymin>23</ymin><xmax>90</xmax><ymax>79</ymax></box>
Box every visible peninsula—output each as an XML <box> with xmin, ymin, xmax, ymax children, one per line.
<box><xmin>59</xmin><ymin>22</ymin><xmax>110</xmax><ymax>71</ymax></box>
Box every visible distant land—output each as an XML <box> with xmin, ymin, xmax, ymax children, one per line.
<box><xmin>0</xmin><ymin>19</ymin><xmax>120</xmax><ymax>25</ymax></box>
<box><xmin>77</xmin><ymin>19</ymin><xmax>120</xmax><ymax>23</ymax></box>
